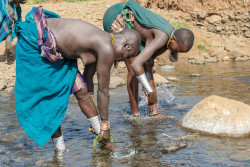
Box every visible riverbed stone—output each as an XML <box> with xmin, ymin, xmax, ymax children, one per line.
<box><xmin>204</xmin><ymin>56</ymin><xmax>217</xmax><ymax>63</ymax></box>
<box><xmin>153</xmin><ymin>73</ymin><xmax>170</xmax><ymax>86</ymax></box>
<box><xmin>159</xmin><ymin>65</ymin><xmax>175</xmax><ymax>72</ymax></box>
<box><xmin>228</xmin><ymin>49</ymin><xmax>245</xmax><ymax>59</ymax></box>
<box><xmin>109</xmin><ymin>76</ymin><xmax>126</xmax><ymax>89</ymax></box>
<box><xmin>177</xmin><ymin>95</ymin><xmax>250</xmax><ymax>137</ymax></box>
<box><xmin>166</xmin><ymin>76</ymin><xmax>179</xmax><ymax>82</ymax></box>
<box><xmin>194</xmin><ymin>56</ymin><xmax>205</xmax><ymax>64</ymax></box>
<box><xmin>93</xmin><ymin>75</ymin><xmax>125</xmax><ymax>89</ymax></box>
<box><xmin>222</xmin><ymin>56</ymin><xmax>231</xmax><ymax>61</ymax></box>
<box><xmin>189</xmin><ymin>74</ymin><xmax>202</xmax><ymax>77</ymax></box>
<box><xmin>235</xmin><ymin>56</ymin><xmax>248</xmax><ymax>61</ymax></box>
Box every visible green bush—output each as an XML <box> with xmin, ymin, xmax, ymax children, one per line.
<box><xmin>197</xmin><ymin>44</ymin><xmax>207</xmax><ymax>50</ymax></box>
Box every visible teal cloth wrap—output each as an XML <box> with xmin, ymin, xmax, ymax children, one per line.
<box><xmin>14</xmin><ymin>7</ymin><xmax>77</xmax><ymax>146</ymax></box>
<box><xmin>103</xmin><ymin>1</ymin><xmax>174</xmax><ymax>48</ymax></box>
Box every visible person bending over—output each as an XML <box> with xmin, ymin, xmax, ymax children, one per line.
<box><xmin>103</xmin><ymin>1</ymin><xmax>194</xmax><ymax>118</ymax></box>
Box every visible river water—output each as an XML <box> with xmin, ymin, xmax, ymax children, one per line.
<box><xmin>0</xmin><ymin>61</ymin><xmax>249</xmax><ymax>167</ymax></box>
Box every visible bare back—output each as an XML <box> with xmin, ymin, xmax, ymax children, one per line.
<box><xmin>47</xmin><ymin>18</ymin><xmax>115</xmax><ymax>65</ymax></box>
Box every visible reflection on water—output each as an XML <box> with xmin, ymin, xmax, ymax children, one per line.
<box><xmin>0</xmin><ymin>61</ymin><xmax>250</xmax><ymax>166</ymax></box>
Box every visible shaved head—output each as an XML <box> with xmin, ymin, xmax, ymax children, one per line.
<box><xmin>116</xmin><ymin>29</ymin><xmax>141</xmax><ymax>56</ymax></box>
<box><xmin>174</xmin><ymin>28</ymin><xmax>194</xmax><ymax>52</ymax></box>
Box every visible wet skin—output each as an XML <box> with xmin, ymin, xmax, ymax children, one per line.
<box><xmin>124</xmin><ymin>19</ymin><xmax>169</xmax><ymax>116</ymax></box>
<box><xmin>47</xmin><ymin>18</ymin><xmax>124</xmax><ymax>146</ymax></box>
<box><xmin>124</xmin><ymin>19</ymin><xmax>188</xmax><ymax>116</ymax></box>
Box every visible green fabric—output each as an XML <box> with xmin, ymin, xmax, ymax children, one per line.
<box><xmin>121</xmin><ymin>9</ymin><xmax>134</xmax><ymax>29</ymax></box>
<box><xmin>103</xmin><ymin>0</ymin><xmax>174</xmax><ymax>36</ymax></box>
<box><xmin>14</xmin><ymin>7</ymin><xmax>77</xmax><ymax>146</ymax></box>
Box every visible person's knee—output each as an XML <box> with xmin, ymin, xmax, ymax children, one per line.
<box><xmin>74</xmin><ymin>87</ymin><xmax>90</xmax><ymax>101</ymax></box>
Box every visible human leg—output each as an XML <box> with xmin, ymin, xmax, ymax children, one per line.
<box><xmin>124</xmin><ymin>57</ymin><xmax>140</xmax><ymax>117</ymax></box>
<box><xmin>5</xmin><ymin>33</ymin><xmax>12</xmax><ymax>64</ymax></box>
<box><xmin>51</xmin><ymin>126</ymin><xmax>66</xmax><ymax>151</ymax></box>
<box><xmin>74</xmin><ymin>87</ymin><xmax>100</xmax><ymax>135</ymax></box>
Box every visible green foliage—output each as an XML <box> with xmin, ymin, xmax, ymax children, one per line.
<box><xmin>197</xmin><ymin>44</ymin><xmax>207</xmax><ymax>51</ymax></box>
<box><xmin>202</xmin><ymin>40</ymin><xmax>212</xmax><ymax>47</ymax></box>
<box><xmin>93</xmin><ymin>134</ymin><xmax>116</xmax><ymax>151</ymax></box>
<box><xmin>170</xmin><ymin>21</ymin><xmax>188</xmax><ymax>29</ymax></box>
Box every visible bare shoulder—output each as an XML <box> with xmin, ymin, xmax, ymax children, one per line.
<box><xmin>152</xmin><ymin>28</ymin><xmax>169</xmax><ymax>39</ymax></box>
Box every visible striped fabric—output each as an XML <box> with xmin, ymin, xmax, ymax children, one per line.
<box><xmin>33</xmin><ymin>6</ymin><xmax>63</xmax><ymax>63</ymax></box>
<box><xmin>33</xmin><ymin>6</ymin><xmax>86</xmax><ymax>93</ymax></box>
<box><xmin>71</xmin><ymin>71</ymin><xmax>87</xmax><ymax>94</ymax></box>
<box><xmin>0</xmin><ymin>0</ymin><xmax>17</xmax><ymax>42</ymax></box>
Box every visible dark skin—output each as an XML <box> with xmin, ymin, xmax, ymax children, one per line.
<box><xmin>47</xmin><ymin>18</ymin><xmax>139</xmax><ymax>149</ymax></box>
<box><xmin>126</xmin><ymin>19</ymin><xmax>188</xmax><ymax>117</ymax></box>
<box><xmin>5</xmin><ymin>0</ymin><xmax>21</xmax><ymax>65</ymax></box>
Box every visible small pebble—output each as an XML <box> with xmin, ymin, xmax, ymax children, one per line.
<box><xmin>189</xmin><ymin>74</ymin><xmax>202</xmax><ymax>77</ymax></box>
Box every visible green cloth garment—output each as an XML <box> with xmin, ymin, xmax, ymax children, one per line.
<box><xmin>103</xmin><ymin>0</ymin><xmax>174</xmax><ymax>37</ymax></box>
<box><xmin>14</xmin><ymin>7</ymin><xmax>78</xmax><ymax>146</ymax></box>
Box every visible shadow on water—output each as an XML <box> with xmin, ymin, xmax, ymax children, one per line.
<box><xmin>0</xmin><ymin>61</ymin><xmax>250</xmax><ymax>166</ymax></box>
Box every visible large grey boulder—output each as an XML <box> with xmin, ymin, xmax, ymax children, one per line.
<box><xmin>177</xmin><ymin>95</ymin><xmax>250</xmax><ymax>137</ymax></box>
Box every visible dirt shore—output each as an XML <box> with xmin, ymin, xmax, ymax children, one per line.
<box><xmin>0</xmin><ymin>0</ymin><xmax>249</xmax><ymax>91</ymax></box>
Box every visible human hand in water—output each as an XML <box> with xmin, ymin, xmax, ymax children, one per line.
<box><xmin>148</xmin><ymin>92</ymin><xmax>157</xmax><ymax>105</ymax></box>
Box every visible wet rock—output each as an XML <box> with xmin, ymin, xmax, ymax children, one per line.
<box><xmin>235</xmin><ymin>56</ymin><xmax>248</xmax><ymax>61</ymax></box>
<box><xmin>93</xmin><ymin>75</ymin><xmax>125</xmax><ymax>89</ymax></box>
<box><xmin>216</xmin><ymin>54</ymin><xmax>225</xmax><ymax>61</ymax></box>
<box><xmin>109</xmin><ymin>76</ymin><xmax>126</xmax><ymax>89</ymax></box>
<box><xmin>153</xmin><ymin>73</ymin><xmax>170</xmax><ymax>86</ymax></box>
<box><xmin>178</xmin><ymin>95</ymin><xmax>250</xmax><ymax>137</ymax></box>
<box><xmin>228</xmin><ymin>49</ymin><xmax>245</xmax><ymax>59</ymax></box>
<box><xmin>166</xmin><ymin>76</ymin><xmax>179</xmax><ymax>82</ymax></box>
<box><xmin>194</xmin><ymin>55</ymin><xmax>205</xmax><ymax>64</ymax></box>
<box><xmin>159</xmin><ymin>65</ymin><xmax>175</xmax><ymax>72</ymax></box>
<box><xmin>189</xmin><ymin>74</ymin><xmax>202</xmax><ymax>77</ymax></box>
<box><xmin>222</xmin><ymin>56</ymin><xmax>231</xmax><ymax>61</ymax></box>
<box><xmin>205</xmin><ymin>56</ymin><xmax>217</xmax><ymax>63</ymax></box>
<box><xmin>161</xmin><ymin>143</ymin><xmax>187</xmax><ymax>153</ymax></box>
<box><xmin>0</xmin><ymin>134</ymin><xmax>16</xmax><ymax>142</ymax></box>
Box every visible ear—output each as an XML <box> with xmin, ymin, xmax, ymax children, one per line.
<box><xmin>124</xmin><ymin>43</ymin><xmax>131</xmax><ymax>51</ymax></box>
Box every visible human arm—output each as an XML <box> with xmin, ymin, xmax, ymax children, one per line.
<box><xmin>96</xmin><ymin>48</ymin><xmax>114</xmax><ymax>143</ymax></box>
<box><xmin>131</xmin><ymin>31</ymin><xmax>168</xmax><ymax>103</ymax></box>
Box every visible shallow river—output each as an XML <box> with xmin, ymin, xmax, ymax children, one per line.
<box><xmin>0</xmin><ymin>61</ymin><xmax>250</xmax><ymax>167</ymax></box>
